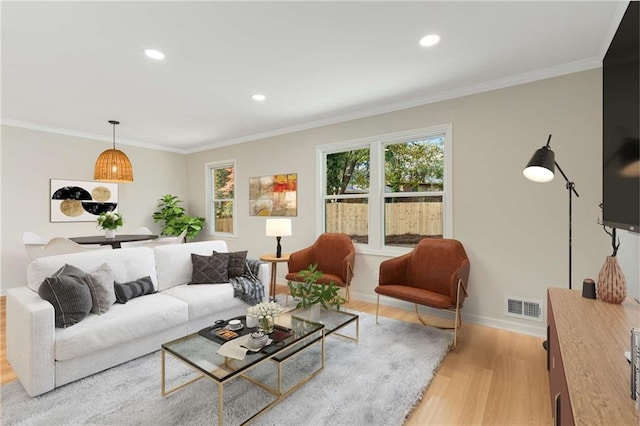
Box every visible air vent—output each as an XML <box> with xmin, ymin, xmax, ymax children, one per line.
<box><xmin>505</xmin><ymin>296</ymin><xmax>543</xmax><ymax>321</ymax></box>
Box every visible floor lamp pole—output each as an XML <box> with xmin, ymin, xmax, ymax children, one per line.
<box><xmin>554</xmin><ymin>160</ymin><xmax>579</xmax><ymax>290</ymax></box>
<box><xmin>541</xmin><ymin>160</ymin><xmax>578</xmax><ymax>353</ymax></box>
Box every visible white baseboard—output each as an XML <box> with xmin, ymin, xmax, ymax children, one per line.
<box><xmin>350</xmin><ymin>290</ymin><xmax>546</xmax><ymax>339</ymax></box>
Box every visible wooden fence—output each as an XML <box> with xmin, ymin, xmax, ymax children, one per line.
<box><xmin>214</xmin><ymin>202</ymin><xmax>442</xmax><ymax>237</ymax></box>
<box><xmin>326</xmin><ymin>202</ymin><xmax>442</xmax><ymax>237</ymax></box>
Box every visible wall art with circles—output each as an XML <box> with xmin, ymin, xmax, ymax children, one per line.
<box><xmin>50</xmin><ymin>179</ymin><xmax>118</xmax><ymax>222</ymax></box>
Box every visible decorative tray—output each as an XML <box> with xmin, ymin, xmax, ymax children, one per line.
<box><xmin>198</xmin><ymin>316</ymin><xmax>294</xmax><ymax>346</ymax></box>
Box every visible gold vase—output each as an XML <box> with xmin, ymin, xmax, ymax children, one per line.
<box><xmin>597</xmin><ymin>256</ymin><xmax>626</xmax><ymax>304</ymax></box>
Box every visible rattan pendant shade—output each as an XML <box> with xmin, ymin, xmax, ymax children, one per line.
<box><xmin>94</xmin><ymin>120</ymin><xmax>134</xmax><ymax>183</ymax></box>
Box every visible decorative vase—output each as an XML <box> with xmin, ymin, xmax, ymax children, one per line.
<box><xmin>258</xmin><ymin>315</ymin><xmax>274</xmax><ymax>334</ymax></box>
<box><xmin>104</xmin><ymin>229</ymin><xmax>116</xmax><ymax>239</ymax></box>
<box><xmin>308</xmin><ymin>303</ymin><xmax>321</xmax><ymax>322</ymax></box>
<box><xmin>597</xmin><ymin>256</ymin><xmax>626</xmax><ymax>304</ymax></box>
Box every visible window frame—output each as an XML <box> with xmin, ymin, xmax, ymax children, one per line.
<box><xmin>205</xmin><ymin>159</ymin><xmax>237</xmax><ymax>238</ymax></box>
<box><xmin>316</xmin><ymin>124</ymin><xmax>452</xmax><ymax>255</ymax></box>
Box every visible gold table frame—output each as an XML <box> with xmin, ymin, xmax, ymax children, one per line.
<box><xmin>161</xmin><ymin>319</ymin><xmax>325</xmax><ymax>426</ymax></box>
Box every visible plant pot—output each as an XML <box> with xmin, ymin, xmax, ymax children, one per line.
<box><xmin>597</xmin><ymin>256</ymin><xmax>626</xmax><ymax>304</ymax></box>
<box><xmin>104</xmin><ymin>229</ymin><xmax>116</xmax><ymax>239</ymax></box>
<box><xmin>308</xmin><ymin>303</ymin><xmax>321</xmax><ymax>322</ymax></box>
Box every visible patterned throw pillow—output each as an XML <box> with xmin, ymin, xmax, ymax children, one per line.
<box><xmin>114</xmin><ymin>276</ymin><xmax>155</xmax><ymax>304</ymax></box>
<box><xmin>85</xmin><ymin>263</ymin><xmax>116</xmax><ymax>314</ymax></box>
<box><xmin>38</xmin><ymin>264</ymin><xmax>93</xmax><ymax>328</ymax></box>
<box><xmin>190</xmin><ymin>252</ymin><xmax>229</xmax><ymax>284</ymax></box>
<box><xmin>215</xmin><ymin>250</ymin><xmax>247</xmax><ymax>278</ymax></box>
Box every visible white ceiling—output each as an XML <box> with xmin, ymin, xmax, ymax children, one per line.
<box><xmin>1</xmin><ymin>1</ymin><xmax>628</xmax><ymax>153</ymax></box>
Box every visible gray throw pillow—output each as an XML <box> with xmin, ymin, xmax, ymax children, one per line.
<box><xmin>216</xmin><ymin>250</ymin><xmax>247</xmax><ymax>278</ymax></box>
<box><xmin>38</xmin><ymin>264</ymin><xmax>93</xmax><ymax>328</ymax></box>
<box><xmin>190</xmin><ymin>252</ymin><xmax>229</xmax><ymax>284</ymax></box>
<box><xmin>85</xmin><ymin>263</ymin><xmax>116</xmax><ymax>314</ymax></box>
<box><xmin>114</xmin><ymin>276</ymin><xmax>155</xmax><ymax>304</ymax></box>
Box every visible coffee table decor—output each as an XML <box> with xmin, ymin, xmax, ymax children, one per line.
<box><xmin>163</xmin><ymin>311</ymin><xmax>326</xmax><ymax>424</ymax></box>
<box><xmin>247</xmin><ymin>301</ymin><xmax>285</xmax><ymax>333</ymax></box>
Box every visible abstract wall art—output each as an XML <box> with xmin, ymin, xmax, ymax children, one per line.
<box><xmin>249</xmin><ymin>173</ymin><xmax>297</xmax><ymax>216</ymax></box>
<box><xmin>50</xmin><ymin>179</ymin><xmax>118</xmax><ymax>222</ymax></box>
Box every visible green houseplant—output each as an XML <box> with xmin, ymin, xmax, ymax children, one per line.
<box><xmin>152</xmin><ymin>194</ymin><xmax>205</xmax><ymax>241</ymax></box>
<box><xmin>288</xmin><ymin>263</ymin><xmax>346</xmax><ymax>310</ymax></box>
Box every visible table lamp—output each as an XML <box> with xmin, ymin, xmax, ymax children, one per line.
<box><xmin>265</xmin><ymin>218</ymin><xmax>292</xmax><ymax>258</ymax></box>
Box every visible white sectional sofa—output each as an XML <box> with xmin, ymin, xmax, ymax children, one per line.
<box><xmin>6</xmin><ymin>240</ymin><xmax>269</xmax><ymax>397</ymax></box>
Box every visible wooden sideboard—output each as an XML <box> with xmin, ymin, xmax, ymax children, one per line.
<box><xmin>547</xmin><ymin>288</ymin><xmax>639</xmax><ymax>425</ymax></box>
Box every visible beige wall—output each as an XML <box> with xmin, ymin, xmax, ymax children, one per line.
<box><xmin>3</xmin><ymin>68</ymin><xmax>637</xmax><ymax>336</ymax></box>
<box><xmin>0</xmin><ymin>125</ymin><xmax>188</xmax><ymax>292</ymax></box>
<box><xmin>186</xmin><ymin>69</ymin><xmax>635</xmax><ymax>336</ymax></box>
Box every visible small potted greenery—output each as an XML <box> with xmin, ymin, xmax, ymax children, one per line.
<box><xmin>97</xmin><ymin>211</ymin><xmax>123</xmax><ymax>239</ymax></box>
<box><xmin>288</xmin><ymin>264</ymin><xmax>346</xmax><ymax>319</ymax></box>
<box><xmin>152</xmin><ymin>194</ymin><xmax>205</xmax><ymax>241</ymax></box>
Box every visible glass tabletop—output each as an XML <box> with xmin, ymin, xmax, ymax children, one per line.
<box><xmin>289</xmin><ymin>306</ymin><xmax>359</xmax><ymax>335</ymax></box>
<box><xmin>162</xmin><ymin>313</ymin><xmax>324</xmax><ymax>382</ymax></box>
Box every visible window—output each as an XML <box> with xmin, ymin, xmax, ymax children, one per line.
<box><xmin>318</xmin><ymin>125</ymin><xmax>451</xmax><ymax>251</ymax></box>
<box><xmin>325</xmin><ymin>148</ymin><xmax>370</xmax><ymax>243</ymax></box>
<box><xmin>207</xmin><ymin>161</ymin><xmax>235</xmax><ymax>236</ymax></box>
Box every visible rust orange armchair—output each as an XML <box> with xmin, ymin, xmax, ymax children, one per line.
<box><xmin>286</xmin><ymin>233</ymin><xmax>355</xmax><ymax>301</ymax></box>
<box><xmin>375</xmin><ymin>238</ymin><xmax>470</xmax><ymax>347</ymax></box>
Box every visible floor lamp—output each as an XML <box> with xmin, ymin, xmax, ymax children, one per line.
<box><xmin>523</xmin><ymin>134</ymin><xmax>579</xmax><ymax>351</ymax></box>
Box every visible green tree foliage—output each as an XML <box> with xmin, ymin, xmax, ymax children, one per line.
<box><xmin>214</xmin><ymin>167</ymin><xmax>234</xmax><ymax>218</ymax></box>
<box><xmin>385</xmin><ymin>138</ymin><xmax>444</xmax><ymax>192</ymax></box>
<box><xmin>326</xmin><ymin>148</ymin><xmax>370</xmax><ymax>195</ymax></box>
<box><xmin>325</xmin><ymin>137</ymin><xmax>444</xmax><ymax>195</ymax></box>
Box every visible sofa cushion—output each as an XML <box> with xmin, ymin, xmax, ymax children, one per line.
<box><xmin>86</xmin><ymin>263</ymin><xmax>116</xmax><ymax>314</ymax></box>
<box><xmin>114</xmin><ymin>276</ymin><xmax>155</xmax><ymax>303</ymax></box>
<box><xmin>38</xmin><ymin>264</ymin><xmax>93</xmax><ymax>328</ymax></box>
<box><xmin>224</xmin><ymin>251</ymin><xmax>247</xmax><ymax>278</ymax></box>
<box><xmin>28</xmin><ymin>247</ymin><xmax>158</xmax><ymax>293</ymax></box>
<box><xmin>162</xmin><ymin>283</ymin><xmax>246</xmax><ymax>321</ymax></box>
<box><xmin>54</xmin><ymin>293</ymin><xmax>188</xmax><ymax>361</ymax></box>
<box><xmin>190</xmin><ymin>253</ymin><xmax>228</xmax><ymax>284</ymax></box>
<box><xmin>154</xmin><ymin>241</ymin><xmax>229</xmax><ymax>291</ymax></box>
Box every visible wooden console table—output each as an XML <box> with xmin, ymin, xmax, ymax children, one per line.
<box><xmin>547</xmin><ymin>288</ymin><xmax>639</xmax><ymax>425</ymax></box>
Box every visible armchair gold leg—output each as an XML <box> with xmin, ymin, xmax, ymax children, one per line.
<box><xmin>376</xmin><ymin>294</ymin><xmax>380</xmax><ymax>324</ymax></box>
<box><xmin>415</xmin><ymin>278</ymin><xmax>467</xmax><ymax>350</ymax></box>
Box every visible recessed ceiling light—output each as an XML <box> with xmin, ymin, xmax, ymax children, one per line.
<box><xmin>419</xmin><ymin>34</ymin><xmax>440</xmax><ymax>47</ymax></box>
<box><xmin>252</xmin><ymin>94</ymin><xmax>266</xmax><ymax>101</ymax></box>
<box><xmin>144</xmin><ymin>49</ymin><xmax>165</xmax><ymax>60</ymax></box>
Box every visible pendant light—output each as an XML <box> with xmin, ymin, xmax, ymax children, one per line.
<box><xmin>94</xmin><ymin>120</ymin><xmax>134</xmax><ymax>183</ymax></box>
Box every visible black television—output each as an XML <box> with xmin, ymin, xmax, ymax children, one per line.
<box><xmin>602</xmin><ymin>0</ymin><xmax>640</xmax><ymax>232</ymax></box>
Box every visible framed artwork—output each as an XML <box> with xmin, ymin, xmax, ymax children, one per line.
<box><xmin>50</xmin><ymin>179</ymin><xmax>118</xmax><ymax>222</ymax></box>
<box><xmin>249</xmin><ymin>173</ymin><xmax>297</xmax><ymax>216</ymax></box>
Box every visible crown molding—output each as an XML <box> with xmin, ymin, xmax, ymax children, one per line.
<box><xmin>0</xmin><ymin>119</ymin><xmax>187</xmax><ymax>154</ymax></box>
<box><xmin>187</xmin><ymin>57</ymin><xmax>602</xmax><ymax>153</ymax></box>
<box><xmin>3</xmin><ymin>57</ymin><xmax>602</xmax><ymax>155</ymax></box>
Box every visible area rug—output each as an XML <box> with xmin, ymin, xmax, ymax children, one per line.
<box><xmin>1</xmin><ymin>311</ymin><xmax>452</xmax><ymax>426</ymax></box>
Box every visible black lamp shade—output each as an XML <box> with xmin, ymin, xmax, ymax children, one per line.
<box><xmin>523</xmin><ymin>146</ymin><xmax>555</xmax><ymax>182</ymax></box>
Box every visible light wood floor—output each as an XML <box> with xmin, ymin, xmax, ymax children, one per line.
<box><xmin>0</xmin><ymin>293</ymin><xmax>551</xmax><ymax>425</ymax></box>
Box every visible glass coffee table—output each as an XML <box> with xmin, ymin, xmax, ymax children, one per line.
<box><xmin>161</xmin><ymin>313</ymin><xmax>325</xmax><ymax>426</ymax></box>
<box><xmin>289</xmin><ymin>306</ymin><xmax>359</xmax><ymax>342</ymax></box>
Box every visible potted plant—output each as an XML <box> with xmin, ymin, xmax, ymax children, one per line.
<box><xmin>97</xmin><ymin>211</ymin><xmax>123</xmax><ymax>239</ymax></box>
<box><xmin>152</xmin><ymin>194</ymin><xmax>205</xmax><ymax>241</ymax></box>
<box><xmin>288</xmin><ymin>264</ymin><xmax>346</xmax><ymax>319</ymax></box>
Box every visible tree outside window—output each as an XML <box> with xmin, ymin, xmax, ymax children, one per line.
<box><xmin>209</xmin><ymin>162</ymin><xmax>235</xmax><ymax>235</ymax></box>
<box><xmin>322</xmin><ymin>128</ymin><xmax>449</xmax><ymax>249</ymax></box>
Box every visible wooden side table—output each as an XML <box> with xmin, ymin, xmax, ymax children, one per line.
<box><xmin>259</xmin><ymin>254</ymin><xmax>290</xmax><ymax>301</ymax></box>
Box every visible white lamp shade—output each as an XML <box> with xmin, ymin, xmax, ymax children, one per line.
<box><xmin>523</xmin><ymin>166</ymin><xmax>555</xmax><ymax>183</ymax></box>
<box><xmin>265</xmin><ymin>218</ymin><xmax>292</xmax><ymax>237</ymax></box>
